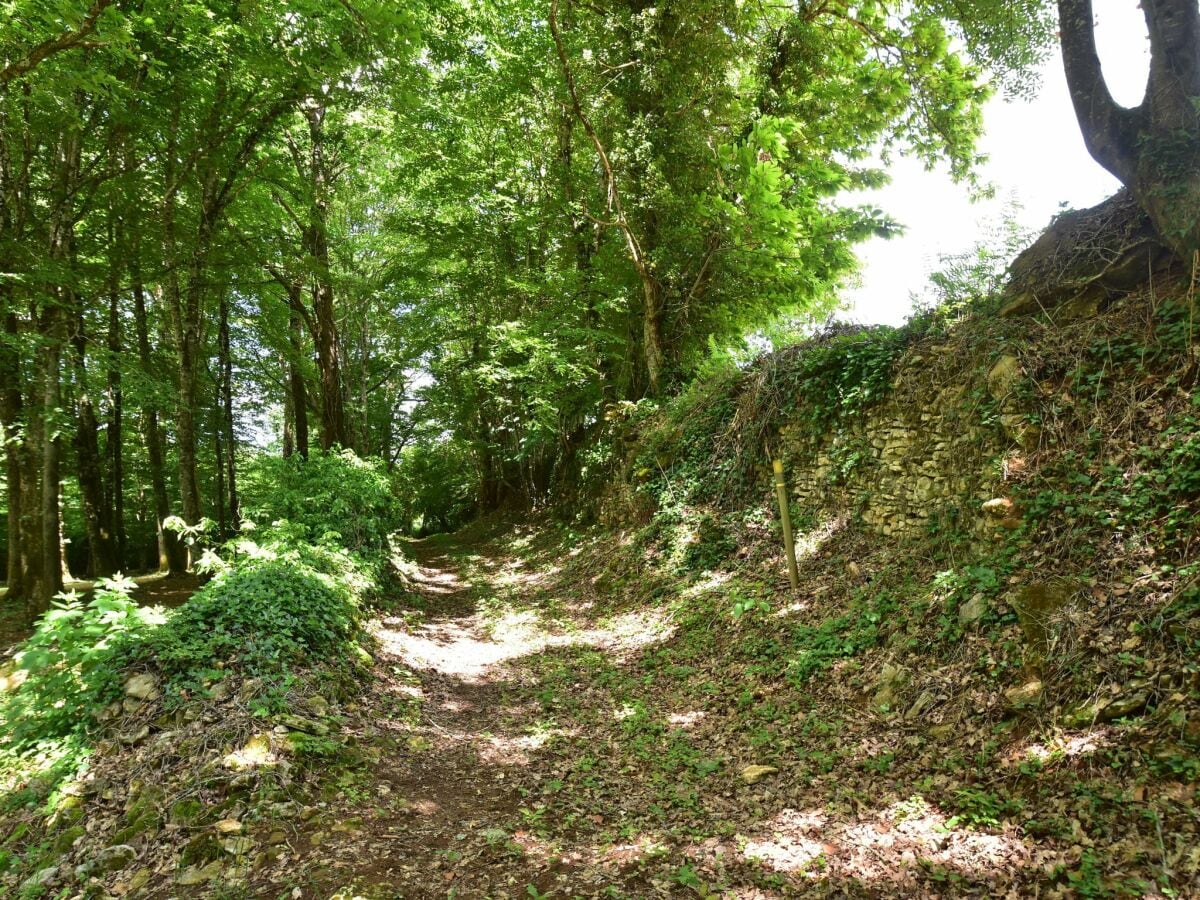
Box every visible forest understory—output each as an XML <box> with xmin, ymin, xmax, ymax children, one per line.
<box><xmin>10</xmin><ymin>497</ymin><xmax>1197</xmax><ymax>899</ymax></box>
<box><xmin>4</xmin><ymin>0</ymin><xmax>1200</xmax><ymax>897</ymax></box>
<box><xmin>4</xmin><ymin>262</ymin><xmax>1200</xmax><ymax>896</ymax></box>
<box><xmin>2</xmin><ymin>276</ymin><xmax>1199</xmax><ymax>900</ymax></box>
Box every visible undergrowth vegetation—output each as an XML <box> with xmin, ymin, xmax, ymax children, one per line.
<box><xmin>531</xmin><ymin>276</ymin><xmax>1200</xmax><ymax>895</ymax></box>
<box><xmin>0</xmin><ymin>451</ymin><xmax>397</xmax><ymax>889</ymax></box>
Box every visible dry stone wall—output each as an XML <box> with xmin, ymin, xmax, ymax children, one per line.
<box><xmin>777</xmin><ymin>348</ymin><xmax>1032</xmax><ymax>540</ymax></box>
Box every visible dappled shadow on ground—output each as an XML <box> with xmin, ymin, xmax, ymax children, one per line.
<box><xmin>259</xmin><ymin>527</ymin><xmax>1061</xmax><ymax>899</ymax></box>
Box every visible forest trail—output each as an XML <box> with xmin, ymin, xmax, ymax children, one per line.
<box><xmin>249</xmin><ymin>522</ymin><xmax>1049</xmax><ymax>900</ymax></box>
<box><xmin>310</xmin><ymin>535</ymin><xmax>537</xmax><ymax>896</ymax></box>
<box><xmin>265</xmin><ymin>527</ymin><xmax>679</xmax><ymax>899</ymax></box>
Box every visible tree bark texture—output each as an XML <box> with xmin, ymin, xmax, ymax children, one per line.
<box><xmin>1059</xmin><ymin>0</ymin><xmax>1200</xmax><ymax>258</ymax></box>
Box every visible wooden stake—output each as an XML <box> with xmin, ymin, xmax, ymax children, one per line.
<box><xmin>772</xmin><ymin>457</ymin><xmax>800</xmax><ymax>591</ymax></box>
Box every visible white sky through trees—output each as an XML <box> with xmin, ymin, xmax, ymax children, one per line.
<box><xmin>846</xmin><ymin>0</ymin><xmax>1151</xmax><ymax>324</ymax></box>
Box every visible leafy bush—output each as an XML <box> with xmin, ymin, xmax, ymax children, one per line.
<box><xmin>130</xmin><ymin>555</ymin><xmax>364</xmax><ymax>699</ymax></box>
<box><xmin>1</xmin><ymin>578</ymin><xmax>162</xmax><ymax>751</ymax></box>
<box><xmin>2</xmin><ymin>516</ymin><xmax>379</xmax><ymax>763</ymax></box>
<box><xmin>239</xmin><ymin>450</ymin><xmax>398</xmax><ymax>550</ymax></box>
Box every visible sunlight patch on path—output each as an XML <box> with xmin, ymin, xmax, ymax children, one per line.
<box><xmin>375</xmin><ymin>606</ymin><xmax>676</xmax><ymax>684</ymax></box>
<box><xmin>718</xmin><ymin>802</ymin><xmax>1028</xmax><ymax>885</ymax></box>
<box><xmin>376</xmin><ymin>621</ymin><xmax>514</xmax><ymax>682</ymax></box>
<box><xmin>404</xmin><ymin>563</ymin><xmax>466</xmax><ymax>596</ymax></box>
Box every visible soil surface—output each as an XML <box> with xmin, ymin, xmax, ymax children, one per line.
<box><xmin>261</xmin><ymin>532</ymin><xmax>664</xmax><ymax>898</ymax></box>
<box><xmin>250</xmin><ymin>528</ymin><xmax>1024</xmax><ymax>899</ymax></box>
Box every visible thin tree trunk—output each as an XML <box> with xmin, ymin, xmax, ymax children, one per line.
<box><xmin>549</xmin><ymin>0</ymin><xmax>665</xmax><ymax>396</ymax></box>
<box><xmin>132</xmin><ymin>277</ymin><xmax>178</xmax><ymax>572</ymax></box>
<box><xmin>107</xmin><ymin>250</ymin><xmax>125</xmax><ymax>568</ymax></box>
<box><xmin>36</xmin><ymin>325</ymin><xmax>63</xmax><ymax>611</ymax></box>
<box><xmin>71</xmin><ymin>309</ymin><xmax>118</xmax><ymax>577</ymax></box>
<box><xmin>313</xmin><ymin>292</ymin><xmax>347</xmax><ymax>450</ymax></box>
<box><xmin>289</xmin><ymin>308</ymin><xmax>310</xmax><ymax>459</ymax></box>
<box><xmin>213</xmin><ymin>422</ymin><xmax>226</xmax><ymax>540</ymax></box>
<box><xmin>175</xmin><ymin>324</ymin><xmax>203</xmax><ymax>561</ymax></box>
<box><xmin>642</xmin><ymin>279</ymin><xmax>666</xmax><ymax>398</ymax></box>
<box><xmin>282</xmin><ymin>357</ymin><xmax>295</xmax><ymax>459</ymax></box>
<box><xmin>162</xmin><ymin>155</ymin><xmax>211</xmax><ymax>567</ymax></box>
<box><xmin>32</xmin><ymin>122</ymin><xmax>82</xmax><ymax>610</ymax></box>
<box><xmin>16</xmin><ymin>301</ymin><xmax>43</xmax><ymax>605</ymax></box>
<box><xmin>1</xmin><ymin>305</ymin><xmax>25</xmax><ymax>598</ymax></box>
<box><xmin>0</xmin><ymin>80</ymin><xmax>36</xmax><ymax>599</ymax></box>
<box><xmin>217</xmin><ymin>289</ymin><xmax>239</xmax><ymax>530</ymax></box>
<box><xmin>174</xmin><ymin>266</ymin><xmax>205</xmax><ymax>536</ymax></box>
<box><xmin>19</xmin><ymin>374</ymin><xmax>43</xmax><ymax>607</ymax></box>
<box><xmin>296</xmin><ymin>101</ymin><xmax>349</xmax><ymax>451</ymax></box>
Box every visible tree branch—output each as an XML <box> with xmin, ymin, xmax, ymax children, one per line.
<box><xmin>1057</xmin><ymin>0</ymin><xmax>1142</xmax><ymax>183</ymax></box>
<box><xmin>1</xmin><ymin>0</ymin><xmax>116</xmax><ymax>85</ymax></box>
<box><xmin>548</xmin><ymin>0</ymin><xmax>654</xmax><ymax>288</ymax></box>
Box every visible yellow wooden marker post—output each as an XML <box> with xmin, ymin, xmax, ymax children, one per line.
<box><xmin>772</xmin><ymin>457</ymin><xmax>800</xmax><ymax>591</ymax></box>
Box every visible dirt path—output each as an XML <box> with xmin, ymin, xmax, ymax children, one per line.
<box><xmin>333</xmin><ymin>540</ymin><xmax>537</xmax><ymax>895</ymax></box>
<box><xmin>257</xmin><ymin>526</ymin><xmax>1059</xmax><ymax>899</ymax></box>
<box><xmin>274</xmin><ymin>534</ymin><xmax>599</xmax><ymax>898</ymax></box>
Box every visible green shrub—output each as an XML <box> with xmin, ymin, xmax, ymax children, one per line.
<box><xmin>239</xmin><ymin>450</ymin><xmax>398</xmax><ymax>550</ymax></box>
<box><xmin>2</xmin><ymin>535</ymin><xmax>374</xmax><ymax>765</ymax></box>
<box><xmin>1</xmin><ymin>453</ymin><xmax>397</xmax><ymax>838</ymax></box>
<box><xmin>1</xmin><ymin>578</ymin><xmax>161</xmax><ymax>751</ymax></box>
<box><xmin>130</xmin><ymin>555</ymin><xmax>364</xmax><ymax>700</ymax></box>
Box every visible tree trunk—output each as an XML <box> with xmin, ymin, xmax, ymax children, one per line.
<box><xmin>36</xmin><ymin>325</ymin><xmax>63</xmax><ymax>611</ymax></box>
<box><xmin>12</xmin><ymin>307</ymin><xmax>42</xmax><ymax>605</ymax></box>
<box><xmin>313</xmin><ymin>293</ymin><xmax>347</xmax><ymax>451</ymax></box>
<box><xmin>217</xmin><ymin>289</ymin><xmax>239</xmax><ymax>530</ymax></box>
<box><xmin>132</xmin><ymin>278</ymin><xmax>180</xmax><ymax>572</ymax></box>
<box><xmin>107</xmin><ymin>253</ymin><xmax>126</xmax><ymax>568</ymax></box>
<box><xmin>550</xmin><ymin>0</ymin><xmax>668</xmax><ymax>396</ymax></box>
<box><xmin>166</xmin><ymin>194</ymin><xmax>214</xmax><ymax>567</ymax></box>
<box><xmin>1058</xmin><ymin>0</ymin><xmax>1200</xmax><ymax>259</ymax></box>
<box><xmin>1</xmin><ymin>305</ymin><xmax>26</xmax><ymax>599</ymax></box>
<box><xmin>175</xmin><ymin>323</ymin><xmax>203</xmax><ymax>555</ymax></box>
<box><xmin>287</xmin><ymin>301</ymin><xmax>309</xmax><ymax>460</ymax></box>
<box><xmin>642</xmin><ymin>278</ymin><xmax>666</xmax><ymax>398</ymax></box>
<box><xmin>303</xmin><ymin>103</ymin><xmax>350</xmax><ymax>451</ymax></box>
<box><xmin>18</xmin><ymin>401</ymin><xmax>43</xmax><ymax>606</ymax></box>
<box><xmin>71</xmin><ymin>311</ymin><xmax>118</xmax><ymax>578</ymax></box>
<box><xmin>282</xmin><ymin>365</ymin><xmax>295</xmax><ymax>459</ymax></box>
<box><xmin>213</xmin><ymin>422</ymin><xmax>226</xmax><ymax>540</ymax></box>
<box><xmin>1137</xmin><ymin>0</ymin><xmax>1200</xmax><ymax>258</ymax></box>
<box><xmin>31</xmin><ymin>124</ymin><xmax>81</xmax><ymax>610</ymax></box>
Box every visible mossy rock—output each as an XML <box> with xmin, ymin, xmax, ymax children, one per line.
<box><xmin>49</xmin><ymin>825</ymin><xmax>85</xmax><ymax>857</ymax></box>
<box><xmin>1011</xmin><ymin>578</ymin><xmax>1082</xmax><ymax>661</ymax></box>
<box><xmin>50</xmin><ymin>795</ymin><xmax>85</xmax><ymax>828</ymax></box>
<box><xmin>124</xmin><ymin>786</ymin><xmax>165</xmax><ymax>824</ymax></box>
<box><xmin>75</xmin><ymin>844</ymin><xmax>136</xmax><ymax>879</ymax></box>
<box><xmin>179</xmin><ymin>832</ymin><xmax>223</xmax><ymax>867</ymax></box>
<box><xmin>128</xmin><ymin>868</ymin><xmax>153</xmax><ymax>892</ymax></box>
<box><xmin>208</xmin><ymin>795</ymin><xmax>244</xmax><ymax>818</ymax></box>
<box><xmin>113</xmin><ymin>811</ymin><xmax>162</xmax><ymax>845</ymax></box>
<box><xmin>168</xmin><ymin>798</ymin><xmax>208</xmax><ymax>827</ymax></box>
<box><xmin>274</xmin><ymin>714</ymin><xmax>329</xmax><ymax>736</ymax></box>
